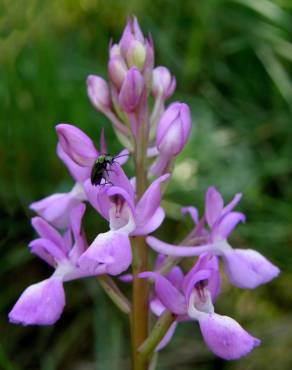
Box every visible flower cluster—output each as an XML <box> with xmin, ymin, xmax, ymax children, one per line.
<box><xmin>143</xmin><ymin>186</ymin><xmax>279</xmax><ymax>359</ymax></box>
<box><xmin>9</xmin><ymin>17</ymin><xmax>279</xmax><ymax>363</ymax></box>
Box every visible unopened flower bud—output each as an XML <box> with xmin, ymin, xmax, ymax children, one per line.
<box><xmin>152</xmin><ymin>66</ymin><xmax>176</xmax><ymax>99</ymax></box>
<box><xmin>109</xmin><ymin>43</ymin><xmax>121</xmax><ymax>58</ymax></box>
<box><xmin>143</xmin><ymin>38</ymin><xmax>155</xmax><ymax>86</ymax></box>
<box><xmin>108</xmin><ymin>55</ymin><xmax>128</xmax><ymax>89</ymax></box>
<box><xmin>126</xmin><ymin>40</ymin><xmax>146</xmax><ymax>69</ymax></box>
<box><xmin>156</xmin><ymin>102</ymin><xmax>191</xmax><ymax>156</ymax></box>
<box><xmin>86</xmin><ymin>75</ymin><xmax>111</xmax><ymax>112</ymax></box>
<box><xmin>119</xmin><ymin>17</ymin><xmax>144</xmax><ymax>57</ymax></box>
<box><xmin>118</xmin><ymin>67</ymin><xmax>145</xmax><ymax>112</ymax></box>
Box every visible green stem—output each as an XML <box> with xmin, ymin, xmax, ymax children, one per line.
<box><xmin>97</xmin><ymin>275</ymin><xmax>131</xmax><ymax>315</ymax></box>
<box><xmin>138</xmin><ymin>310</ymin><xmax>176</xmax><ymax>359</ymax></box>
<box><xmin>148</xmin><ymin>352</ymin><xmax>159</xmax><ymax>370</ymax></box>
<box><xmin>131</xmin><ymin>236</ymin><xmax>149</xmax><ymax>370</ymax></box>
<box><xmin>131</xmin><ymin>102</ymin><xmax>149</xmax><ymax>370</ymax></box>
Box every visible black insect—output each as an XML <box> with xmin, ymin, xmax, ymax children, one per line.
<box><xmin>90</xmin><ymin>153</ymin><xmax>128</xmax><ymax>186</ymax></box>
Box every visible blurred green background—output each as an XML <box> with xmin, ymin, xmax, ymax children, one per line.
<box><xmin>1</xmin><ymin>0</ymin><xmax>292</xmax><ymax>369</ymax></box>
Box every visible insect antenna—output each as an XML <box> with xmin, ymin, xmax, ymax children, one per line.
<box><xmin>113</xmin><ymin>153</ymin><xmax>130</xmax><ymax>160</ymax></box>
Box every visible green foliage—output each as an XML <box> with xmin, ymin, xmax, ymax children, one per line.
<box><xmin>0</xmin><ymin>0</ymin><xmax>291</xmax><ymax>369</ymax></box>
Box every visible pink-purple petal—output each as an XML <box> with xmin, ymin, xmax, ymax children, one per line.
<box><xmin>199</xmin><ymin>313</ymin><xmax>260</xmax><ymax>360</ymax></box>
<box><xmin>115</xmin><ymin>149</ymin><xmax>130</xmax><ymax>165</ymax></box>
<box><xmin>206</xmin><ymin>257</ymin><xmax>221</xmax><ymax>301</ymax></box>
<box><xmin>56</xmin><ymin>124</ymin><xmax>98</xmax><ymax>167</ymax></box>
<box><xmin>63</xmin><ymin>229</ymin><xmax>72</xmax><ymax>252</ymax></box>
<box><xmin>131</xmin><ymin>207</ymin><xmax>165</xmax><ymax>236</ymax></box>
<box><xmin>9</xmin><ymin>277</ymin><xmax>65</xmax><ymax>326</ymax></box>
<box><xmin>184</xmin><ymin>268</ymin><xmax>212</xmax><ymax>304</ymax></box>
<box><xmin>156</xmin><ymin>321</ymin><xmax>177</xmax><ymax>351</ymax></box>
<box><xmin>166</xmin><ymin>265</ymin><xmax>184</xmax><ymax>290</ymax></box>
<box><xmin>146</xmin><ymin>236</ymin><xmax>211</xmax><ymax>257</ymax></box>
<box><xmin>182</xmin><ymin>254</ymin><xmax>220</xmax><ymax>302</ymax></box>
<box><xmin>28</xmin><ymin>241</ymin><xmax>55</xmax><ymax>267</ymax></box>
<box><xmin>222</xmin><ymin>193</ymin><xmax>242</xmax><ymax>216</ymax></box>
<box><xmin>150</xmin><ymin>297</ymin><xmax>166</xmax><ymax>316</ymax></box>
<box><xmin>205</xmin><ymin>187</ymin><xmax>224</xmax><ymax>228</ymax></box>
<box><xmin>29</xmin><ymin>238</ymin><xmax>67</xmax><ymax>264</ymax></box>
<box><xmin>139</xmin><ymin>271</ymin><xmax>187</xmax><ymax>315</ymax></box>
<box><xmin>68</xmin><ymin>204</ymin><xmax>87</xmax><ymax>260</ymax></box>
<box><xmin>118</xmin><ymin>67</ymin><xmax>145</xmax><ymax>112</ymax></box>
<box><xmin>78</xmin><ymin>231</ymin><xmax>132</xmax><ymax>276</ymax></box>
<box><xmin>216</xmin><ymin>212</ymin><xmax>245</xmax><ymax>240</ymax></box>
<box><xmin>30</xmin><ymin>191</ymin><xmax>83</xmax><ymax>230</ymax></box>
<box><xmin>86</xmin><ymin>75</ymin><xmax>111</xmax><ymax>112</ymax></box>
<box><xmin>181</xmin><ymin>206</ymin><xmax>199</xmax><ymax>225</ymax></box>
<box><xmin>107</xmin><ymin>186</ymin><xmax>136</xmax><ymax>217</ymax></box>
<box><xmin>107</xmin><ymin>163</ymin><xmax>135</xmax><ymax>199</ymax></box>
<box><xmin>135</xmin><ymin>174</ymin><xmax>169</xmax><ymax>229</ymax></box>
<box><xmin>31</xmin><ymin>217</ymin><xmax>64</xmax><ymax>250</ymax></box>
<box><xmin>156</xmin><ymin>102</ymin><xmax>182</xmax><ymax>144</ymax></box>
<box><xmin>84</xmin><ymin>180</ymin><xmax>111</xmax><ymax>220</ymax></box>
<box><xmin>155</xmin><ymin>274</ymin><xmax>187</xmax><ymax>315</ymax></box>
<box><xmin>69</xmin><ymin>203</ymin><xmax>86</xmax><ymax>244</ymax></box>
<box><xmin>222</xmin><ymin>248</ymin><xmax>280</xmax><ymax>289</ymax></box>
<box><xmin>57</xmin><ymin>143</ymin><xmax>90</xmax><ymax>182</ymax></box>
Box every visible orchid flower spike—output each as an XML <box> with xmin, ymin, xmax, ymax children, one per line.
<box><xmin>9</xmin><ymin>204</ymin><xmax>94</xmax><ymax>326</ymax></box>
<box><xmin>147</xmin><ymin>187</ymin><xmax>280</xmax><ymax>289</ymax></box>
<box><xmin>140</xmin><ymin>254</ymin><xmax>260</xmax><ymax>360</ymax></box>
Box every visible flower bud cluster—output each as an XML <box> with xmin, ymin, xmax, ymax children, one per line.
<box><xmin>86</xmin><ymin>16</ymin><xmax>190</xmax><ymax>168</ymax></box>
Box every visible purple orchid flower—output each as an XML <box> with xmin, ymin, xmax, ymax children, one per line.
<box><xmin>140</xmin><ymin>253</ymin><xmax>260</xmax><ymax>360</ymax></box>
<box><xmin>29</xmin><ymin>124</ymin><xmax>97</xmax><ymax>229</ymax></box>
<box><xmin>147</xmin><ymin>187</ymin><xmax>280</xmax><ymax>289</ymax></box>
<box><xmin>118</xmin><ymin>255</ymin><xmax>183</xmax><ymax>350</ymax></box>
<box><xmin>9</xmin><ymin>204</ymin><xmax>95</xmax><ymax>326</ymax></box>
<box><xmin>29</xmin><ymin>137</ymin><xmax>90</xmax><ymax>229</ymax></box>
<box><xmin>77</xmin><ymin>181</ymin><xmax>136</xmax><ymax>276</ymax></box>
<box><xmin>31</xmin><ymin>124</ymin><xmax>128</xmax><ymax>229</ymax></box>
<box><xmin>84</xmin><ymin>165</ymin><xmax>169</xmax><ymax>237</ymax></box>
<box><xmin>56</xmin><ymin>123</ymin><xmax>128</xmax><ymax>181</ymax></box>
<box><xmin>78</xmin><ymin>165</ymin><xmax>169</xmax><ymax>274</ymax></box>
<box><xmin>148</xmin><ymin>255</ymin><xmax>184</xmax><ymax>351</ymax></box>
